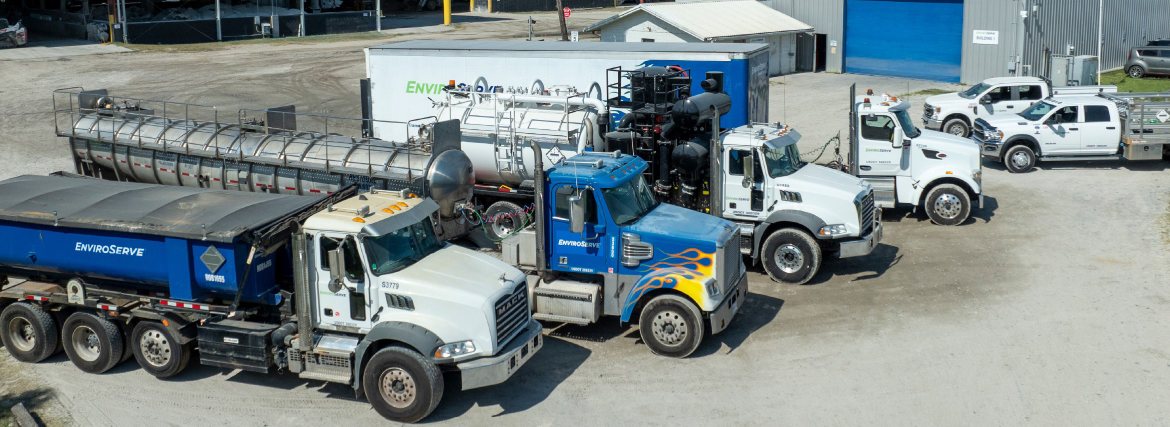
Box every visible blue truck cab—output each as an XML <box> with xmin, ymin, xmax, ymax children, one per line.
<box><xmin>499</xmin><ymin>150</ymin><xmax>747</xmax><ymax>358</ymax></box>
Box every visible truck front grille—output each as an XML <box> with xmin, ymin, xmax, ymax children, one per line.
<box><xmin>972</xmin><ymin>118</ymin><xmax>996</xmax><ymax>143</ymax></box>
<box><xmin>719</xmin><ymin>235</ymin><xmax>743</xmax><ymax>293</ymax></box>
<box><xmin>494</xmin><ymin>283</ymin><xmax>529</xmax><ymax>347</ymax></box>
<box><xmin>857</xmin><ymin>191</ymin><xmax>876</xmax><ymax>236</ymax></box>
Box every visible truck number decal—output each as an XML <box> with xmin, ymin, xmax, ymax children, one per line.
<box><xmin>204</xmin><ymin>274</ymin><xmax>226</xmax><ymax>283</ymax></box>
<box><xmin>74</xmin><ymin>242</ymin><xmax>144</xmax><ymax>257</ymax></box>
<box><xmin>381</xmin><ymin>281</ymin><xmax>400</xmax><ymax>290</ymax></box>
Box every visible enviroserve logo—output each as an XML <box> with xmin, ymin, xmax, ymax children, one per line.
<box><xmin>557</xmin><ymin>239</ymin><xmax>599</xmax><ymax>248</ymax></box>
<box><xmin>405</xmin><ymin>80</ymin><xmax>502</xmax><ymax>95</ymax></box>
<box><xmin>75</xmin><ymin>242</ymin><xmax>144</xmax><ymax>257</ymax></box>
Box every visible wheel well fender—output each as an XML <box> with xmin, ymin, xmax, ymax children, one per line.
<box><xmin>918</xmin><ymin>177</ymin><xmax>978</xmax><ymax>208</ymax></box>
<box><xmin>625</xmin><ymin>288</ymin><xmax>699</xmax><ymax>326</ymax></box>
<box><xmin>1004</xmin><ymin>135</ymin><xmax>1040</xmax><ymax>158</ymax></box>
<box><xmin>753</xmin><ymin>211</ymin><xmax>824</xmax><ymax>259</ymax></box>
<box><xmin>942</xmin><ymin>113</ymin><xmax>971</xmax><ymax>128</ymax></box>
<box><xmin>353</xmin><ymin>322</ymin><xmax>443</xmax><ymax>392</ymax></box>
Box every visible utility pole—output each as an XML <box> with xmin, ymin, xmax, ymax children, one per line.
<box><xmin>1096</xmin><ymin>0</ymin><xmax>1103</xmax><ymax>84</ymax></box>
<box><xmin>556</xmin><ymin>0</ymin><xmax>568</xmax><ymax>41</ymax></box>
<box><xmin>527</xmin><ymin>16</ymin><xmax>535</xmax><ymax>41</ymax></box>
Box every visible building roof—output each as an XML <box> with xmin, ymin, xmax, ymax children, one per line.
<box><xmin>0</xmin><ymin>175</ymin><xmax>323</xmax><ymax>244</ymax></box>
<box><xmin>371</xmin><ymin>40</ymin><xmax>768</xmax><ymax>55</ymax></box>
<box><xmin>584</xmin><ymin>1</ymin><xmax>813</xmax><ymax>41</ymax></box>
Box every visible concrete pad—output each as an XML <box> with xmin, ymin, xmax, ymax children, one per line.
<box><xmin>0</xmin><ymin>38</ymin><xmax>130</xmax><ymax>61</ymax></box>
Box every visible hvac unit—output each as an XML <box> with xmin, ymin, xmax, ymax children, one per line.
<box><xmin>1049</xmin><ymin>55</ymin><xmax>1099</xmax><ymax>86</ymax></box>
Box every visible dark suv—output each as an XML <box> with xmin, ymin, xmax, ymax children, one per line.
<box><xmin>1148</xmin><ymin>40</ymin><xmax>1170</xmax><ymax>47</ymax></box>
<box><xmin>1126</xmin><ymin>46</ymin><xmax>1170</xmax><ymax>78</ymax></box>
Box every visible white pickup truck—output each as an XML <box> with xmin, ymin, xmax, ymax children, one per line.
<box><xmin>973</xmin><ymin>92</ymin><xmax>1170</xmax><ymax>172</ymax></box>
<box><xmin>923</xmin><ymin>76</ymin><xmax>1115</xmax><ymax>137</ymax></box>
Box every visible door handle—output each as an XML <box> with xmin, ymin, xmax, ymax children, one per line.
<box><xmin>859</xmin><ymin>165</ymin><xmax>872</xmax><ymax>171</ymax></box>
<box><xmin>1006</xmin><ymin>106</ymin><xmax>1014</xmax><ymax>109</ymax></box>
<box><xmin>1106</xmin><ymin>127</ymin><xmax>1117</xmax><ymax>130</ymax></box>
<box><xmin>1069</xmin><ymin>128</ymin><xmax>1079</xmax><ymax>131</ymax></box>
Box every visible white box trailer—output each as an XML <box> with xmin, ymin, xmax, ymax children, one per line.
<box><xmin>363</xmin><ymin>40</ymin><xmax>770</xmax><ymax>139</ymax></box>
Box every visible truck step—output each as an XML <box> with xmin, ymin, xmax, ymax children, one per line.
<box><xmin>1039</xmin><ymin>155</ymin><xmax>1122</xmax><ymax>162</ymax></box>
<box><xmin>862</xmin><ymin>177</ymin><xmax>897</xmax><ymax>206</ymax></box>
<box><xmin>533</xmin><ymin>280</ymin><xmax>601</xmax><ymax>325</ymax></box>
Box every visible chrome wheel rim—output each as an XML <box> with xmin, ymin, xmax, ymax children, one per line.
<box><xmin>775</xmin><ymin>243</ymin><xmax>805</xmax><ymax>274</ymax></box>
<box><xmin>1010</xmin><ymin>150</ymin><xmax>1031</xmax><ymax>169</ymax></box>
<box><xmin>650</xmin><ymin>309</ymin><xmax>688</xmax><ymax>347</ymax></box>
<box><xmin>71</xmin><ymin>324</ymin><xmax>102</xmax><ymax>362</ymax></box>
<box><xmin>380</xmin><ymin>368</ymin><xmax>417</xmax><ymax>409</ymax></box>
<box><xmin>6</xmin><ymin>317</ymin><xmax>36</xmax><ymax>353</ymax></box>
<box><xmin>933</xmin><ymin>193</ymin><xmax>963</xmax><ymax>219</ymax></box>
<box><xmin>139</xmin><ymin>329</ymin><xmax>172</xmax><ymax>368</ymax></box>
<box><xmin>947</xmin><ymin>123</ymin><xmax>967</xmax><ymax>136</ymax></box>
<box><xmin>1129</xmin><ymin>67</ymin><xmax>1142</xmax><ymax>77</ymax></box>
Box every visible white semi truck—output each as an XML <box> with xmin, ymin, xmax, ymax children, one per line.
<box><xmin>973</xmin><ymin>92</ymin><xmax>1170</xmax><ymax>172</ymax></box>
<box><xmin>433</xmin><ymin>71</ymin><xmax>880</xmax><ymax>285</ymax></box>
<box><xmin>923</xmin><ymin>76</ymin><xmax>1116</xmax><ymax>137</ymax></box>
<box><xmin>848</xmin><ymin>86</ymin><xmax>984</xmax><ymax>226</ymax></box>
<box><xmin>0</xmin><ymin>176</ymin><xmax>541</xmax><ymax>423</ymax></box>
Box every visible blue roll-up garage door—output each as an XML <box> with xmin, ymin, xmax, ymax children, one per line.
<box><xmin>845</xmin><ymin>0</ymin><xmax>964</xmax><ymax>82</ymax></box>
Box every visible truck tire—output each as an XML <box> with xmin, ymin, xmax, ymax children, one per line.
<box><xmin>924</xmin><ymin>184</ymin><xmax>971</xmax><ymax>226</ymax></box>
<box><xmin>760</xmin><ymin>229</ymin><xmax>821</xmax><ymax>285</ymax></box>
<box><xmin>638</xmin><ymin>294</ymin><xmax>704</xmax><ymax>358</ymax></box>
<box><xmin>484</xmin><ymin>201</ymin><xmax>527</xmax><ymax>241</ymax></box>
<box><xmin>0</xmin><ymin>302</ymin><xmax>60</xmax><ymax>363</ymax></box>
<box><xmin>1004</xmin><ymin>144</ymin><xmax>1036</xmax><ymax>173</ymax></box>
<box><xmin>62</xmin><ymin>312</ymin><xmax>125</xmax><ymax>374</ymax></box>
<box><xmin>131</xmin><ymin>321</ymin><xmax>191</xmax><ymax>379</ymax></box>
<box><xmin>362</xmin><ymin>346</ymin><xmax>444</xmax><ymax>423</ymax></box>
<box><xmin>943</xmin><ymin>118</ymin><xmax>970</xmax><ymax>137</ymax></box>
<box><xmin>1128</xmin><ymin>65</ymin><xmax>1146</xmax><ymax>78</ymax></box>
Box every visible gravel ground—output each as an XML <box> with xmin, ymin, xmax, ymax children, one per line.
<box><xmin>2</xmin><ymin>14</ymin><xmax>1170</xmax><ymax>426</ymax></box>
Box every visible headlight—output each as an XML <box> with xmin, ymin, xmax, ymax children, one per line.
<box><xmin>934</xmin><ymin>106</ymin><xmax>942</xmax><ymax>114</ymax></box>
<box><xmin>818</xmin><ymin>224</ymin><xmax>848</xmax><ymax>237</ymax></box>
<box><xmin>704</xmin><ymin>277</ymin><xmax>720</xmax><ymax>297</ymax></box>
<box><xmin>434</xmin><ymin>341</ymin><xmax>477</xmax><ymax>359</ymax></box>
<box><xmin>996</xmin><ymin>130</ymin><xmax>1004</xmax><ymax>140</ymax></box>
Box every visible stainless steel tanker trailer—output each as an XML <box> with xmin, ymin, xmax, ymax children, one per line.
<box><xmin>53</xmin><ymin>88</ymin><xmax>477</xmax><ymax>240</ymax></box>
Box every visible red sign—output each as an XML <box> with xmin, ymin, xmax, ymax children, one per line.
<box><xmin>563</xmin><ymin>7</ymin><xmax>571</xmax><ymax>18</ymax></box>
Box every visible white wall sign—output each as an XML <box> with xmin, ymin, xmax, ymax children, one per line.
<box><xmin>973</xmin><ymin>30</ymin><xmax>999</xmax><ymax>45</ymax></box>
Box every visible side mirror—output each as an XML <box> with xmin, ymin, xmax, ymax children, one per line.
<box><xmin>892</xmin><ymin>126</ymin><xmax>906</xmax><ymax>149</ymax></box>
<box><xmin>327</xmin><ymin>248</ymin><xmax>345</xmax><ymax>293</ymax></box>
<box><xmin>569</xmin><ymin>192</ymin><xmax>587</xmax><ymax>234</ymax></box>
<box><xmin>742</xmin><ymin>153</ymin><xmax>756</xmax><ymax>188</ymax></box>
<box><xmin>1047</xmin><ymin>114</ymin><xmax>1063</xmax><ymax>125</ymax></box>
<box><xmin>979</xmin><ymin>96</ymin><xmax>993</xmax><ymax>105</ymax></box>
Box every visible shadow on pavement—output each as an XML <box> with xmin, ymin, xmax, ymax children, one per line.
<box><xmin>806</xmin><ymin>242</ymin><xmax>901</xmax><ymax>285</ymax></box>
<box><xmin>691</xmin><ymin>291</ymin><xmax>783</xmax><ymax>357</ymax></box>
<box><xmin>425</xmin><ymin>336</ymin><xmax>589</xmax><ymax>421</ymax></box>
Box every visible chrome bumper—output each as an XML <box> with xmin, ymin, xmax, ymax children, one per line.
<box><xmin>839</xmin><ymin>223</ymin><xmax>882</xmax><ymax>258</ymax></box>
<box><xmin>708</xmin><ymin>272</ymin><xmax>747</xmax><ymax>335</ymax></box>
<box><xmin>978</xmin><ymin>138</ymin><xmax>1005</xmax><ymax>159</ymax></box>
<box><xmin>457</xmin><ymin>319</ymin><xmax>543</xmax><ymax>391</ymax></box>
<box><xmin>923</xmin><ymin>115</ymin><xmax>943</xmax><ymax>130</ymax></box>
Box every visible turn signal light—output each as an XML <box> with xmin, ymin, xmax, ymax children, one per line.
<box><xmin>352</xmin><ymin>217</ymin><xmax>366</xmax><ymax>223</ymax></box>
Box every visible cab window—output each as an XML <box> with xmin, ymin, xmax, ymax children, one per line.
<box><xmin>319</xmin><ymin>235</ymin><xmax>364</xmax><ymax>282</ymax></box>
<box><xmin>861</xmin><ymin>115</ymin><xmax>895</xmax><ymax>142</ymax></box>
<box><xmin>1016</xmin><ymin>85</ymin><xmax>1044</xmax><ymax>101</ymax></box>
<box><xmin>985</xmin><ymin>86</ymin><xmax>1012</xmax><ymax>102</ymax></box>
<box><xmin>728</xmin><ymin>149</ymin><xmax>763</xmax><ymax>182</ymax></box>
<box><xmin>1084</xmin><ymin>106</ymin><xmax>1111</xmax><ymax>122</ymax></box>
<box><xmin>554</xmin><ymin>185</ymin><xmax>598</xmax><ymax>224</ymax></box>
<box><xmin>1049</xmin><ymin>106</ymin><xmax>1079</xmax><ymax>124</ymax></box>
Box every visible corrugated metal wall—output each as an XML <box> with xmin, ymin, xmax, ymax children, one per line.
<box><xmin>960</xmin><ymin>0</ymin><xmax>1022</xmax><ymax>82</ymax></box>
<box><xmin>962</xmin><ymin>0</ymin><xmax>1170</xmax><ymax>83</ymax></box>
<box><xmin>766</xmin><ymin>0</ymin><xmax>844</xmax><ymax>73</ymax></box>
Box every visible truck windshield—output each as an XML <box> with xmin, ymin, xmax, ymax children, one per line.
<box><xmin>763</xmin><ymin>144</ymin><xmax>804</xmax><ymax>177</ymax></box>
<box><xmin>601</xmin><ymin>175</ymin><xmax>659</xmax><ymax>226</ymax></box>
<box><xmin>894</xmin><ymin>109</ymin><xmax>922</xmax><ymax>138</ymax></box>
<box><xmin>959</xmin><ymin>83</ymin><xmax>989</xmax><ymax>99</ymax></box>
<box><xmin>1019</xmin><ymin>101</ymin><xmax>1057</xmax><ymax>121</ymax></box>
<box><xmin>362</xmin><ymin>218</ymin><xmax>444</xmax><ymax>276</ymax></box>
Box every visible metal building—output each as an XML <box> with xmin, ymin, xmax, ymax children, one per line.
<box><xmin>767</xmin><ymin>0</ymin><xmax>1170</xmax><ymax>83</ymax></box>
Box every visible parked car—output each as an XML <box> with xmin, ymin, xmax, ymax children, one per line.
<box><xmin>1125</xmin><ymin>46</ymin><xmax>1170</xmax><ymax>78</ymax></box>
<box><xmin>0</xmin><ymin>19</ymin><xmax>28</xmax><ymax>48</ymax></box>
<box><xmin>1147</xmin><ymin>39</ymin><xmax>1170</xmax><ymax>47</ymax></box>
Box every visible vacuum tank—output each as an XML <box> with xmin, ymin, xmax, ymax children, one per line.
<box><xmin>56</xmin><ymin>89</ymin><xmax>474</xmax><ymax>226</ymax></box>
<box><xmin>434</xmin><ymin>91</ymin><xmax>606</xmax><ymax>189</ymax></box>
